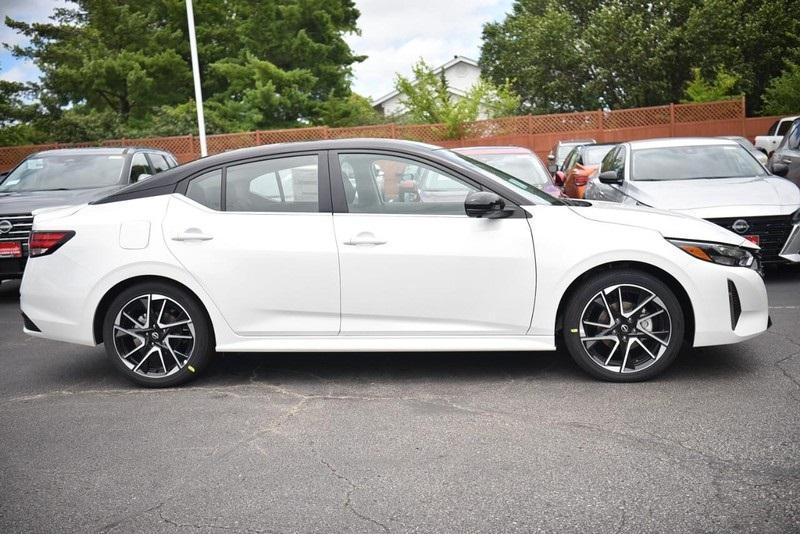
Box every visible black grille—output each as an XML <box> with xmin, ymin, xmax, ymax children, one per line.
<box><xmin>706</xmin><ymin>215</ymin><xmax>793</xmax><ymax>262</ymax></box>
<box><xmin>0</xmin><ymin>213</ymin><xmax>33</xmax><ymax>257</ymax></box>
<box><xmin>728</xmin><ymin>280</ymin><xmax>741</xmax><ymax>330</ymax></box>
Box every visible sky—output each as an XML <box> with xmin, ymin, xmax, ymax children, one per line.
<box><xmin>0</xmin><ymin>0</ymin><xmax>513</xmax><ymax>102</ymax></box>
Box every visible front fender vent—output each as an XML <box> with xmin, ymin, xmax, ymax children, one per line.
<box><xmin>728</xmin><ymin>280</ymin><xmax>741</xmax><ymax>330</ymax></box>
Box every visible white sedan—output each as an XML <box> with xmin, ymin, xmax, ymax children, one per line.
<box><xmin>584</xmin><ymin>137</ymin><xmax>800</xmax><ymax>263</ymax></box>
<box><xmin>20</xmin><ymin>139</ymin><xmax>769</xmax><ymax>387</ymax></box>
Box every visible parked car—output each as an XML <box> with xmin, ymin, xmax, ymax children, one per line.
<box><xmin>769</xmin><ymin>118</ymin><xmax>800</xmax><ymax>185</ymax></box>
<box><xmin>583</xmin><ymin>137</ymin><xmax>800</xmax><ymax>263</ymax></box>
<box><xmin>547</xmin><ymin>139</ymin><xmax>596</xmax><ymax>172</ymax></box>
<box><xmin>452</xmin><ymin>146</ymin><xmax>562</xmax><ymax>197</ymax></box>
<box><xmin>557</xmin><ymin>143</ymin><xmax>618</xmax><ymax>199</ymax></box>
<box><xmin>0</xmin><ymin>147</ymin><xmax>178</xmax><ymax>283</ymax></box>
<box><xmin>21</xmin><ymin>139</ymin><xmax>768</xmax><ymax>387</ymax></box>
<box><xmin>720</xmin><ymin>136</ymin><xmax>769</xmax><ymax>166</ymax></box>
<box><xmin>755</xmin><ymin>116</ymin><xmax>798</xmax><ymax>156</ymax></box>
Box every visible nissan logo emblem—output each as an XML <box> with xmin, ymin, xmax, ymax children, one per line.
<box><xmin>0</xmin><ymin>220</ymin><xmax>12</xmax><ymax>234</ymax></box>
<box><xmin>732</xmin><ymin>219</ymin><xmax>750</xmax><ymax>234</ymax></box>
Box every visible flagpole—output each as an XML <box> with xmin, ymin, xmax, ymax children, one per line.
<box><xmin>185</xmin><ymin>0</ymin><xmax>207</xmax><ymax>157</ymax></box>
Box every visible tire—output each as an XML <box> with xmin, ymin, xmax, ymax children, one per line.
<box><xmin>562</xmin><ymin>269</ymin><xmax>685</xmax><ymax>382</ymax></box>
<box><xmin>102</xmin><ymin>281</ymin><xmax>213</xmax><ymax>387</ymax></box>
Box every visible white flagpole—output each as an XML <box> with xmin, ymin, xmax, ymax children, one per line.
<box><xmin>185</xmin><ymin>0</ymin><xmax>207</xmax><ymax>157</ymax></box>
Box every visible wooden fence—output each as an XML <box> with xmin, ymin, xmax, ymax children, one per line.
<box><xmin>0</xmin><ymin>98</ymin><xmax>783</xmax><ymax>171</ymax></box>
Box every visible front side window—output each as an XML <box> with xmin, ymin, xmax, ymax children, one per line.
<box><xmin>600</xmin><ymin>146</ymin><xmax>625</xmax><ymax>175</ymax></box>
<box><xmin>777</xmin><ymin>120</ymin><xmax>793</xmax><ymax>137</ymax></box>
<box><xmin>0</xmin><ymin>154</ymin><xmax>125</xmax><ymax>192</ymax></box>
<box><xmin>129</xmin><ymin>153</ymin><xmax>152</xmax><ymax>183</ymax></box>
<box><xmin>786</xmin><ymin>122</ymin><xmax>800</xmax><ymax>150</ymax></box>
<box><xmin>226</xmin><ymin>155</ymin><xmax>318</xmax><ymax>213</ymax></box>
<box><xmin>186</xmin><ymin>169</ymin><xmax>222</xmax><ymax>210</ymax></box>
<box><xmin>149</xmin><ymin>154</ymin><xmax>169</xmax><ymax>174</ymax></box>
<box><xmin>631</xmin><ymin>145</ymin><xmax>768</xmax><ymax>181</ymax></box>
<box><xmin>338</xmin><ymin>153</ymin><xmax>477</xmax><ymax>215</ymax></box>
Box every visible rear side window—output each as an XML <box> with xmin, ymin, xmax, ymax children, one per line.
<box><xmin>148</xmin><ymin>154</ymin><xmax>169</xmax><ymax>174</ymax></box>
<box><xmin>186</xmin><ymin>169</ymin><xmax>222</xmax><ymax>210</ymax></box>
<box><xmin>225</xmin><ymin>155</ymin><xmax>319</xmax><ymax>213</ymax></box>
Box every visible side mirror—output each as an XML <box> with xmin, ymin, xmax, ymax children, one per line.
<box><xmin>598</xmin><ymin>170</ymin><xmax>623</xmax><ymax>184</ymax></box>
<box><xmin>771</xmin><ymin>162</ymin><xmax>789</xmax><ymax>177</ymax></box>
<box><xmin>553</xmin><ymin>170</ymin><xmax>565</xmax><ymax>186</ymax></box>
<box><xmin>547</xmin><ymin>153</ymin><xmax>555</xmax><ymax>162</ymax></box>
<box><xmin>465</xmin><ymin>191</ymin><xmax>510</xmax><ymax>219</ymax></box>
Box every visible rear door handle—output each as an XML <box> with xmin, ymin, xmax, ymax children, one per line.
<box><xmin>783</xmin><ymin>158</ymin><xmax>793</xmax><ymax>164</ymax></box>
<box><xmin>172</xmin><ymin>228</ymin><xmax>213</xmax><ymax>242</ymax></box>
<box><xmin>344</xmin><ymin>232</ymin><xmax>387</xmax><ymax>246</ymax></box>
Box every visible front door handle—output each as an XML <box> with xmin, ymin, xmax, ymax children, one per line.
<box><xmin>172</xmin><ymin>228</ymin><xmax>213</xmax><ymax>242</ymax></box>
<box><xmin>344</xmin><ymin>232</ymin><xmax>387</xmax><ymax>246</ymax></box>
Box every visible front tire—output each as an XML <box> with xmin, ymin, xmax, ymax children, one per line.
<box><xmin>102</xmin><ymin>281</ymin><xmax>213</xmax><ymax>387</ymax></box>
<box><xmin>562</xmin><ymin>269</ymin><xmax>685</xmax><ymax>382</ymax></box>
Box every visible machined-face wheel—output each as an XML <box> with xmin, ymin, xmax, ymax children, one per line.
<box><xmin>112</xmin><ymin>293</ymin><xmax>196</xmax><ymax>378</ymax></box>
<box><xmin>579</xmin><ymin>284</ymin><xmax>672</xmax><ymax>374</ymax></box>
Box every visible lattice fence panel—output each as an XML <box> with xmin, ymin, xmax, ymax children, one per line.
<box><xmin>206</xmin><ymin>132</ymin><xmax>259</xmax><ymax>155</ymax></box>
<box><xmin>257</xmin><ymin>127</ymin><xmax>328</xmax><ymax>145</ymax></box>
<box><xmin>605</xmin><ymin>105</ymin><xmax>671</xmax><ymax>129</ymax></box>
<box><xmin>328</xmin><ymin>124</ymin><xmax>396</xmax><ymax>139</ymax></box>
<box><xmin>674</xmin><ymin>99</ymin><xmax>743</xmax><ymax>123</ymax></box>
<box><xmin>463</xmin><ymin>116</ymin><xmax>525</xmax><ymax>139</ymax></box>
<box><xmin>528</xmin><ymin>112</ymin><xmax>599</xmax><ymax>133</ymax></box>
<box><xmin>395</xmin><ymin>123</ymin><xmax>450</xmax><ymax>143</ymax></box>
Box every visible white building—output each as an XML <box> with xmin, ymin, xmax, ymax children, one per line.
<box><xmin>372</xmin><ymin>56</ymin><xmax>483</xmax><ymax>118</ymax></box>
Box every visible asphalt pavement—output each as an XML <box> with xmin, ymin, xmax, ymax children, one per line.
<box><xmin>1</xmin><ymin>269</ymin><xmax>799</xmax><ymax>533</ymax></box>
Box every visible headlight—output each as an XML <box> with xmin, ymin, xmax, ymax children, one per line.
<box><xmin>668</xmin><ymin>239</ymin><xmax>756</xmax><ymax>268</ymax></box>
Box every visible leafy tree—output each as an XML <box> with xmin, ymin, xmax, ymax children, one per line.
<box><xmin>317</xmin><ymin>93</ymin><xmax>382</xmax><ymax>127</ymax></box>
<box><xmin>682</xmin><ymin>67</ymin><xmax>741</xmax><ymax>103</ymax></box>
<box><xmin>762</xmin><ymin>62</ymin><xmax>800</xmax><ymax>115</ymax></box>
<box><xmin>2</xmin><ymin>0</ymin><xmax>365</xmax><ymax>144</ymax></box>
<box><xmin>394</xmin><ymin>60</ymin><xmax>521</xmax><ymax>139</ymax></box>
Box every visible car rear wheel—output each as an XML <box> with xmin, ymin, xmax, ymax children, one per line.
<box><xmin>562</xmin><ymin>269</ymin><xmax>685</xmax><ymax>382</ymax></box>
<box><xmin>102</xmin><ymin>281</ymin><xmax>213</xmax><ymax>387</ymax></box>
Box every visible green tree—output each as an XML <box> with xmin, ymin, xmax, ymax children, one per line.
<box><xmin>317</xmin><ymin>93</ymin><xmax>382</xmax><ymax>127</ymax></box>
<box><xmin>394</xmin><ymin>60</ymin><xmax>520</xmax><ymax>139</ymax></box>
<box><xmin>682</xmin><ymin>67</ymin><xmax>742</xmax><ymax>103</ymax></box>
<box><xmin>2</xmin><ymin>0</ymin><xmax>365</xmax><ymax>143</ymax></box>
<box><xmin>762</xmin><ymin>62</ymin><xmax>800</xmax><ymax>115</ymax></box>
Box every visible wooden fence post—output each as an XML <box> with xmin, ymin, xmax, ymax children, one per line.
<box><xmin>669</xmin><ymin>103</ymin><xmax>676</xmax><ymax>137</ymax></box>
<box><xmin>256</xmin><ymin>130</ymin><xmax>262</xmax><ymax>145</ymax></box>
<box><xmin>740</xmin><ymin>94</ymin><xmax>747</xmax><ymax>135</ymax></box>
<box><xmin>390</xmin><ymin>123</ymin><xmax>397</xmax><ymax>139</ymax></box>
<box><xmin>597</xmin><ymin>109</ymin><xmax>604</xmax><ymax>141</ymax></box>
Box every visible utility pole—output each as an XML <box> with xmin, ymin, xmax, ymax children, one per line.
<box><xmin>185</xmin><ymin>0</ymin><xmax>207</xmax><ymax>157</ymax></box>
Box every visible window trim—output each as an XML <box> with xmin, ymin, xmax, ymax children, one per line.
<box><xmin>328</xmin><ymin>149</ymin><xmax>528</xmax><ymax>218</ymax></box>
<box><xmin>145</xmin><ymin>152</ymin><xmax>170</xmax><ymax>174</ymax></box>
<box><xmin>128</xmin><ymin>151</ymin><xmax>153</xmax><ymax>184</ymax></box>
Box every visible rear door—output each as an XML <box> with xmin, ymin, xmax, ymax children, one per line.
<box><xmin>330</xmin><ymin>150</ymin><xmax>536</xmax><ymax>335</ymax></box>
<box><xmin>163</xmin><ymin>152</ymin><xmax>340</xmax><ymax>336</ymax></box>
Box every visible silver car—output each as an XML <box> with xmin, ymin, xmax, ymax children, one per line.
<box><xmin>584</xmin><ymin>137</ymin><xmax>800</xmax><ymax>263</ymax></box>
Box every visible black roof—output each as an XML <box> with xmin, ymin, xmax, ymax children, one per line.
<box><xmin>97</xmin><ymin>138</ymin><xmax>442</xmax><ymax>203</ymax></box>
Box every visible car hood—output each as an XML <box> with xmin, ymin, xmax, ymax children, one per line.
<box><xmin>568</xmin><ymin>200</ymin><xmax>757</xmax><ymax>248</ymax></box>
<box><xmin>0</xmin><ymin>186</ymin><xmax>120</xmax><ymax>215</ymax></box>
<box><xmin>623</xmin><ymin>176</ymin><xmax>800</xmax><ymax>217</ymax></box>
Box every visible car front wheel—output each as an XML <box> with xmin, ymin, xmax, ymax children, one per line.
<box><xmin>563</xmin><ymin>269</ymin><xmax>685</xmax><ymax>382</ymax></box>
<box><xmin>102</xmin><ymin>281</ymin><xmax>213</xmax><ymax>387</ymax></box>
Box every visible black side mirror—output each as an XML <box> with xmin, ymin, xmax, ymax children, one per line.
<box><xmin>771</xmin><ymin>162</ymin><xmax>789</xmax><ymax>177</ymax></box>
<box><xmin>599</xmin><ymin>170</ymin><xmax>623</xmax><ymax>184</ymax></box>
<box><xmin>465</xmin><ymin>191</ymin><xmax>511</xmax><ymax>218</ymax></box>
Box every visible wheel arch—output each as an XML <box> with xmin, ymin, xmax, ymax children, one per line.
<box><xmin>554</xmin><ymin>261</ymin><xmax>695</xmax><ymax>345</ymax></box>
<box><xmin>93</xmin><ymin>275</ymin><xmax>216</xmax><ymax>345</ymax></box>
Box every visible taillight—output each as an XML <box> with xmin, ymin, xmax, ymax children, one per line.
<box><xmin>0</xmin><ymin>242</ymin><xmax>22</xmax><ymax>258</ymax></box>
<box><xmin>29</xmin><ymin>231</ymin><xmax>75</xmax><ymax>257</ymax></box>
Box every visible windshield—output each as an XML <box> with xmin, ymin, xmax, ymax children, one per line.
<box><xmin>584</xmin><ymin>145</ymin><xmax>615</xmax><ymax>166</ymax></box>
<box><xmin>630</xmin><ymin>145</ymin><xmax>768</xmax><ymax>181</ymax></box>
<box><xmin>439</xmin><ymin>149</ymin><xmax>563</xmax><ymax>205</ymax></box>
<box><xmin>0</xmin><ymin>154</ymin><xmax>126</xmax><ymax>192</ymax></box>
<box><xmin>463</xmin><ymin>152</ymin><xmax>551</xmax><ymax>186</ymax></box>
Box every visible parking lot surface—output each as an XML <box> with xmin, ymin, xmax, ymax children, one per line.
<box><xmin>1</xmin><ymin>270</ymin><xmax>799</xmax><ymax>533</ymax></box>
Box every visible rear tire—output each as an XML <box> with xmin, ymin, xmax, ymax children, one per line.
<box><xmin>562</xmin><ymin>269</ymin><xmax>685</xmax><ymax>382</ymax></box>
<box><xmin>102</xmin><ymin>281</ymin><xmax>213</xmax><ymax>387</ymax></box>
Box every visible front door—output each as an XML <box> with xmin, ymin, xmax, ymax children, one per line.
<box><xmin>331</xmin><ymin>151</ymin><xmax>536</xmax><ymax>335</ymax></box>
<box><xmin>163</xmin><ymin>153</ymin><xmax>340</xmax><ymax>336</ymax></box>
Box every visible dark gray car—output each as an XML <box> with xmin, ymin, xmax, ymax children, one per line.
<box><xmin>0</xmin><ymin>147</ymin><xmax>178</xmax><ymax>282</ymax></box>
<box><xmin>770</xmin><ymin>118</ymin><xmax>800</xmax><ymax>186</ymax></box>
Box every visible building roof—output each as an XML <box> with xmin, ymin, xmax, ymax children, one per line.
<box><xmin>371</xmin><ymin>55</ymin><xmax>479</xmax><ymax>107</ymax></box>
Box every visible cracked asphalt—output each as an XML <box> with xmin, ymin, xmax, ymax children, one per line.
<box><xmin>1</xmin><ymin>269</ymin><xmax>799</xmax><ymax>534</ymax></box>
